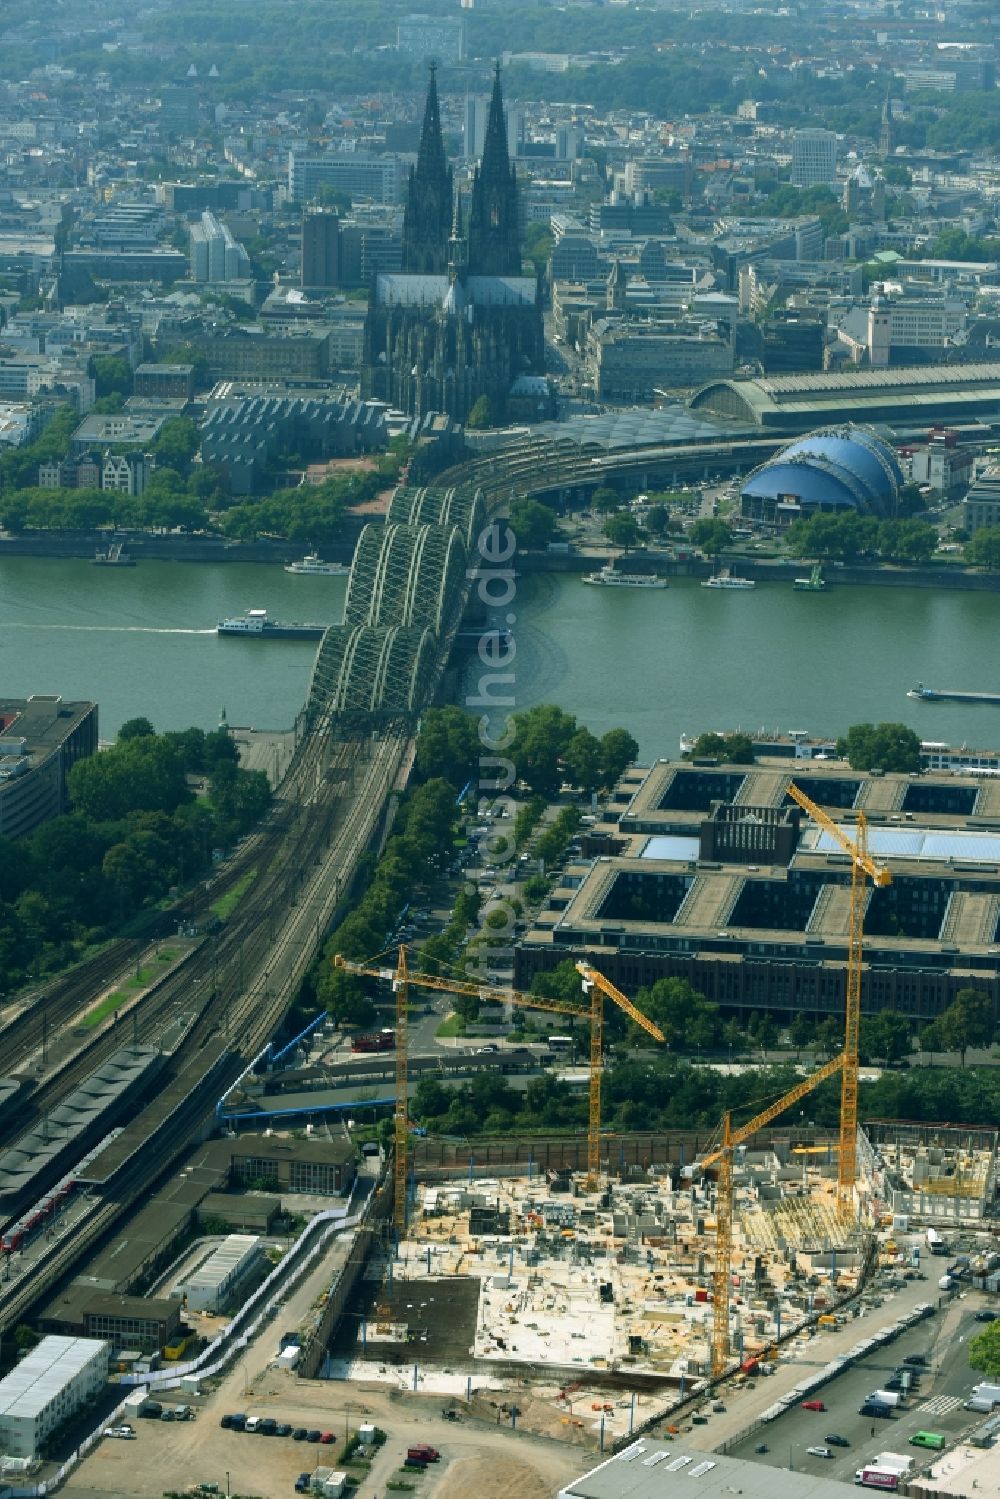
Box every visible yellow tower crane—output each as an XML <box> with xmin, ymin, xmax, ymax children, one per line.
<box><xmin>696</xmin><ymin>1051</ymin><xmax>845</xmax><ymax>1377</ymax></box>
<box><xmin>334</xmin><ymin>950</ymin><xmax>664</xmax><ymax>1228</ymax></box>
<box><xmin>786</xmin><ymin>781</ymin><xmax>892</xmax><ymax>1214</ymax></box>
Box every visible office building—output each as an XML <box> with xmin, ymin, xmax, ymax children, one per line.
<box><xmin>964</xmin><ymin>466</ymin><xmax>1000</xmax><ymax>534</ymax></box>
<box><xmin>515</xmin><ymin>756</ymin><xmax>1000</xmax><ymax>1027</ymax></box>
<box><xmin>301</xmin><ymin>210</ymin><xmax>341</xmax><ymax>288</ymax></box>
<box><xmin>463</xmin><ymin>94</ymin><xmax>488</xmax><ymax>159</ymax></box>
<box><xmin>288</xmin><ymin>153</ymin><xmax>401</xmax><ymax>206</ymax></box>
<box><xmin>790</xmin><ymin>128</ymin><xmax>837</xmax><ymax>187</ymax></box>
<box><xmin>0</xmin><ymin>695</ymin><xmax>98</xmax><ymax>840</ymax></box>
<box><xmin>0</xmin><ymin>1336</ymin><xmax>109</xmax><ymax>1459</ymax></box>
<box><xmin>188</xmin><ymin>211</ymin><xmax>251</xmax><ymax>284</ymax></box>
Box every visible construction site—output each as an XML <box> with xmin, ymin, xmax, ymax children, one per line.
<box><xmin>318</xmin><ymin>773</ymin><xmax>999</xmax><ymax>1453</ymax></box>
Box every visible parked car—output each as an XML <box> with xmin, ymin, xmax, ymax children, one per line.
<box><xmin>802</xmin><ymin>1400</ymin><xmax>826</xmax><ymax>1412</ymax></box>
<box><xmin>276</xmin><ymin>1424</ymin><xmax>292</xmax><ymax>1437</ymax></box>
<box><xmin>904</xmin><ymin>1354</ymin><xmax>928</xmax><ymax>1365</ymax></box>
<box><xmin>974</xmin><ymin>1311</ymin><xmax>997</xmax><ymax>1323</ymax></box>
<box><xmin>103</xmin><ymin>1427</ymin><xmax>135</xmax><ymax>1440</ymax></box>
<box><xmin>825</xmin><ymin>1434</ymin><xmax>850</xmax><ymax>1448</ymax></box>
<box><xmin>319</xmin><ymin>1432</ymin><xmax>335</xmax><ymax>1444</ymax></box>
<box><xmin>306</xmin><ymin>1430</ymin><xmax>322</xmax><ymax>1443</ymax></box>
<box><xmin>292</xmin><ymin>1428</ymin><xmax>308</xmax><ymax>1441</ymax></box>
<box><xmin>294</xmin><ymin>1474</ymin><xmax>311</xmax><ymax>1494</ymax></box>
<box><xmin>807</xmin><ymin>1446</ymin><xmax>833</xmax><ymax>1459</ymax></box>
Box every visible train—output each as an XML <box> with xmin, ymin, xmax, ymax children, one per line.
<box><xmin>351</xmin><ymin>1029</ymin><xmax>396</xmax><ymax>1054</ymax></box>
<box><xmin>0</xmin><ymin>1130</ymin><xmax>122</xmax><ymax>1253</ymax></box>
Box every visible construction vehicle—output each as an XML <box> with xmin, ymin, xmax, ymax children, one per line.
<box><xmin>334</xmin><ymin>949</ymin><xmax>664</xmax><ymax>1228</ymax></box>
<box><xmin>786</xmin><ymin>782</ymin><xmax>891</xmax><ymax>1213</ymax></box>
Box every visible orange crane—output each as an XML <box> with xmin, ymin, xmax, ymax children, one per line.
<box><xmin>695</xmin><ymin>1051</ymin><xmax>845</xmax><ymax>1377</ymax></box>
<box><xmin>334</xmin><ymin>950</ymin><xmax>664</xmax><ymax>1227</ymax></box>
<box><xmin>786</xmin><ymin>781</ymin><xmax>891</xmax><ymax>1214</ymax></box>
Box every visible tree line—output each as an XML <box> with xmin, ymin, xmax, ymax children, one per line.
<box><xmin>1</xmin><ymin>720</ymin><xmax>270</xmax><ymax>990</ymax></box>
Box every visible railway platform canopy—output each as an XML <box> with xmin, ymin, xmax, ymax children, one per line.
<box><xmin>690</xmin><ymin>361</ymin><xmax>1000</xmax><ymax>433</ymax></box>
<box><xmin>478</xmin><ymin>402</ymin><xmax>754</xmax><ymax>455</ymax></box>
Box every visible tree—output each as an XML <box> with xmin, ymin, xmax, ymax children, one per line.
<box><xmin>603</xmin><ymin>512</ymin><xmax>639</xmax><ymax>550</ymax></box>
<box><xmin>562</xmin><ymin>728</ymin><xmax>602</xmax><ymax>793</ymax></box>
<box><xmin>151</xmin><ymin>416</ymin><xmax>199</xmax><ymax>475</ymax></box>
<box><xmin>466</xmin><ymin>395</ymin><xmax>494</xmax><ymax>430</ymax></box>
<box><xmin>965</xmin><ymin>527</ymin><xmax>1000</xmax><ymax>571</ymax></box>
<box><xmin>790</xmin><ymin>1012</ymin><xmax>816</xmax><ymax>1052</ymax></box>
<box><xmin>510</xmin><ymin>704</ymin><xmax>578</xmax><ymax>796</ymax></box>
<box><xmin>509</xmin><ymin>497</ymin><xmax>557</xmax><ymax>550</ymax></box>
<box><xmin>938</xmin><ymin>988</ymin><xmax>994</xmax><ymax>1066</ymax></box>
<box><xmin>836</xmin><ymin>722</ymin><xmax>922</xmax><ymax>773</ymax></box>
<box><xmin>969</xmin><ymin>1320</ymin><xmax>1000</xmax><ymax>1380</ymax></box>
<box><xmin>414</xmin><ymin>707</ymin><xmax>480</xmax><ymax>788</ymax></box>
<box><xmin>598</xmin><ymin>727</ymin><xmax>639</xmax><ymax>787</ymax></box>
<box><xmin>816</xmin><ymin>1016</ymin><xmax>842</xmax><ymax>1057</ymax></box>
<box><xmin>592</xmin><ymin>486</ymin><xmax>621</xmax><ymax>514</ymax></box>
<box><xmin>688</xmin><ymin>731</ymin><xmax>755</xmax><ymax>764</ymax></box>
<box><xmin>689</xmin><ymin>518</ymin><xmax>732</xmax><ymax>557</ymax></box>
<box><xmin>68</xmin><ymin>736</ymin><xmax>191</xmax><ymax>821</ymax></box>
<box><xmin>316</xmin><ymin>966</ymin><xmax>375</xmax><ymax>1030</ymax></box>
<box><xmin>90</xmin><ymin>354</ymin><xmax>132</xmax><ymax>400</ymax></box>
<box><xmin>118</xmin><ymin>716</ymin><xmax>156</xmax><ymax>742</ymax></box>
<box><xmin>645</xmin><ymin>502</ymin><xmax>670</xmax><ymax>536</ymax></box>
<box><xmin>861</xmin><ymin>1011</ymin><xmax>913</xmax><ymax>1065</ymax></box>
<box><xmin>877</xmin><ymin>519</ymin><xmax>936</xmax><ymax>564</ymax></box>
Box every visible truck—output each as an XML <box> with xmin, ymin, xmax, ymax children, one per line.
<box><xmin>938</xmin><ymin>1274</ymin><xmax>955</xmax><ymax>1292</ymax></box>
<box><xmin>406</xmin><ymin>1445</ymin><xmax>440</xmax><ymax>1464</ymax></box>
<box><xmin>867</xmin><ymin>1390</ymin><xmax>902</xmax><ymax>1409</ymax></box>
<box><xmin>859</xmin><ymin>1402</ymin><xmax>893</xmax><ymax>1419</ymax></box>
<box><xmin>869</xmin><ymin>1453</ymin><xmax>912</xmax><ymax>1474</ymax></box>
<box><xmin>855</xmin><ymin>1469</ymin><xmax>900</xmax><ymax>1490</ymax></box>
<box><xmin>926</xmin><ymin>1227</ymin><xmax>946</xmax><ymax>1255</ymax></box>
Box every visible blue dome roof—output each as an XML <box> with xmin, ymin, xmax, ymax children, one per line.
<box><xmin>741</xmin><ymin>426</ymin><xmax>902</xmax><ymax>519</ymax></box>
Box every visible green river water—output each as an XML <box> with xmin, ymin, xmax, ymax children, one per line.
<box><xmin>2</xmin><ymin>557</ymin><xmax>999</xmax><ymax>759</ymax></box>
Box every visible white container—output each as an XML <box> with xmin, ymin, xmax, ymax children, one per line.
<box><xmin>357</xmin><ymin>1423</ymin><xmax>376</xmax><ymax>1445</ymax></box>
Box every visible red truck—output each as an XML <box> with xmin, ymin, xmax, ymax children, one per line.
<box><xmin>407</xmin><ymin>1445</ymin><xmax>440</xmax><ymax>1465</ymax></box>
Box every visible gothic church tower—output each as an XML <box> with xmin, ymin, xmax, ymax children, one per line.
<box><xmin>466</xmin><ymin>63</ymin><xmax>521</xmax><ymax>277</ymax></box>
<box><xmin>402</xmin><ymin>65</ymin><xmax>453</xmax><ymax>274</ymax></box>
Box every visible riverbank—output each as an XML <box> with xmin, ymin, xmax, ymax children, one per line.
<box><xmin>0</xmin><ymin>528</ymin><xmax>360</xmax><ymax>565</ymax></box>
<box><xmin>516</xmin><ymin>548</ymin><xmax>1000</xmax><ymax>591</ymax></box>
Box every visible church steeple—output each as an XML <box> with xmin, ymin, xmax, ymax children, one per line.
<box><xmin>466</xmin><ymin>62</ymin><xmax>521</xmax><ymax>277</ymax></box>
<box><xmin>879</xmin><ymin>92</ymin><xmax>894</xmax><ymax>158</ymax></box>
<box><xmin>402</xmin><ymin>64</ymin><xmax>454</xmax><ymax>274</ymax></box>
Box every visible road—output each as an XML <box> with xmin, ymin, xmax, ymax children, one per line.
<box><xmin>715</xmin><ymin>1291</ymin><xmax>993</xmax><ymax>1483</ymax></box>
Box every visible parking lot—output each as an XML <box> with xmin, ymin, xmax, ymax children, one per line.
<box><xmin>726</xmin><ymin>1294</ymin><xmax>993</xmax><ymax>1483</ymax></box>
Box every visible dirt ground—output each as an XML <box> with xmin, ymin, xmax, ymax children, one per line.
<box><xmin>432</xmin><ymin>1451</ymin><xmax>569</xmax><ymax>1499</ymax></box>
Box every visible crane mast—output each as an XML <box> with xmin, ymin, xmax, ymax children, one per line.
<box><xmin>786</xmin><ymin>781</ymin><xmax>891</xmax><ymax>1215</ymax></box>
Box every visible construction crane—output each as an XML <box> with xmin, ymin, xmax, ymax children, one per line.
<box><xmin>334</xmin><ymin>951</ymin><xmax>664</xmax><ymax>1226</ymax></box>
<box><xmin>696</xmin><ymin>1050</ymin><xmax>845</xmax><ymax>1377</ymax></box>
<box><xmin>786</xmin><ymin>781</ymin><xmax>892</xmax><ymax>1214</ymax></box>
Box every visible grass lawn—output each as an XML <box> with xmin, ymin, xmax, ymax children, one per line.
<box><xmin>81</xmin><ymin>989</ymin><xmax>129</xmax><ymax>1029</ymax></box>
<box><xmin>436</xmin><ymin>1012</ymin><xmax>466</xmax><ymax>1038</ymax></box>
<box><xmin>211</xmin><ymin>868</ymin><xmax>258</xmax><ymax>921</ymax></box>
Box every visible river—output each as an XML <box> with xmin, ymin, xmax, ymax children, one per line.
<box><xmin>3</xmin><ymin>557</ymin><xmax>1000</xmax><ymax>757</ymax></box>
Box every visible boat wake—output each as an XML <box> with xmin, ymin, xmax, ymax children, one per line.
<box><xmin>1</xmin><ymin>623</ymin><xmax>217</xmax><ymax>635</ymax></box>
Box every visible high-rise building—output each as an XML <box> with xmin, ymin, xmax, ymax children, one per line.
<box><xmin>301</xmin><ymin>210</ymin><xmax>340</xmax><ymax>288</ymax></box>
<box><xmin>790</xmin><ymin>128</ymin><xmax>837</xmax><ymax>188</ymax></box>
<box><xmin>189</xmin><ymin>211</ymin><xmax>251</xmax><ymax>283</ymax></box>
<box><xmin>463</xmin><ymin>94</ymin><xmax>488</xmax><ymax>159</ymax></box>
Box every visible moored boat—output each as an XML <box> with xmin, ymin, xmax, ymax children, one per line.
<box><xmin>284</xmin><ymin>553</ymin><xmax>350</xmax><ymax>576</ymax></box>
<box><xmin>701</xmin><ymin>567</ymin><xmax>755</xmax><ymax>590</ymax></box>
<box><xmin>583</xmin><ymin>562</ymin><xmax>667</xmax><ymax>589</ymax></box>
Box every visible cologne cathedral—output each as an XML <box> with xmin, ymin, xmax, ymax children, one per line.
<box><xmin>362</xmin><ymin>65</ymin><xmax>545</xmax><ymax>424</ymax></box>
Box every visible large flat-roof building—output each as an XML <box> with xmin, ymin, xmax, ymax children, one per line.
<box><xmin>0</xmin><ymin>1336</ymin><xmax>108</xmax><ymax>1459</ymax></box>
<box><xmin>515</xmin><ymin>757</ymin><xmax>1000</xmax><ymax>1028</ymax></box>
<box><xmin>690</xmin><ymin>363</ymin><xmax>1000</xmax><ymax>434</ymax></box>
<box><xmin>560</xmin><ymin>1441</ymin><xmax>865</xmax><ymax>1499</ymax></box>
<box><xmin>0</xmin><ymin>695</ymin><xmax>97</xmax><ymax>839</ymax></box>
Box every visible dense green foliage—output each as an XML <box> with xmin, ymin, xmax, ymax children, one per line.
<box><xmin>509</xmin><ymin>704</ymin><xmax>638</xmax><ymax>796</ymax></box>
<box><xmin>687</xmin><ymin>732</ymin><xmax>755</xmax><ymax>764</ymax></box>
<box><xmin>509</xmin><ymin>498</ymin><xmax>557</xmax><ymax>550</ymax></box>
<box><xmin>0</xmin><ymin>725</ymin><xmax>269</xmax><ymax>988</ymax></box>
<box><xmin>413</xmin><ymin>707</ymin><xmax>481</xmax><ymax>790</ymax></box>
<box><xmin>689</xmin><ymin>519</ymin><xmax>733</xmax><ymax>557</ymax></box>
<box><xmin>969</xmin><ymin>1321</ymin><xmax>1000</xmax><ymax>1380</ymax></box>
<box><xmin>787</xmin><ymin>514</ymin><xmax>937</xmax><ymax>564</ymax></box>
<box><xmin>920</xmin><ymin>988</ymin><xmax>995</xmax><ymax>1066</ymax></box>
<box><xmin>410</xmin><ymin>1054</ymin><xmax>1000</xmax><ymax>1138</ymax></box>
<box><xmin>965</xmin><ymin>527</ymin><xmax>1000</xmax><ymax>570</ymax></box>
<box><xmin>835</xmin><ymin>722</ymin><xmax>922</xmax><ymax>773</ymax></box>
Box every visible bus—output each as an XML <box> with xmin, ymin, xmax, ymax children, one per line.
<box><xmin>909</xmin><ymin>1432</ymin><xmax>945</xmax><ymax>1451</ymax></box>
<box><xmin>547</xmin><ymin>1035</ymin><xmax>573</xmax><ymax>1054</ymax></box>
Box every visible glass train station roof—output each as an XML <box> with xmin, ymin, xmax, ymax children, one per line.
<box><xmin>531</xmin><ymin>403</ymin><xmax>754</xmax><ymax>452</ymax></box>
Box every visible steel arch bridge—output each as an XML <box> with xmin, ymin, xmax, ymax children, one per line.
<box><xmin>305</xmin><ymin>624</ymin><xmax>437</xmax><ymax>722</ymax></box>
<box><xmin>343</xmin><ymin>521</ymin><xmax>468</xmax><ymax>637</ymax></box>
<box><xmin>387</xmin><ymin>484</ymin><xmax>486</xmax><ymax>551</ymax></box>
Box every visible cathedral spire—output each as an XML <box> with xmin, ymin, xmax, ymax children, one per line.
<box><xmin>402</xmin><ymin>64</ymin><xmax>454</xmax><ymax>274</ymax></box>
<box><xmin>466</xmin><ymin>62</ymin><xmax>521</xmax><ymax>277</ymax></box>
